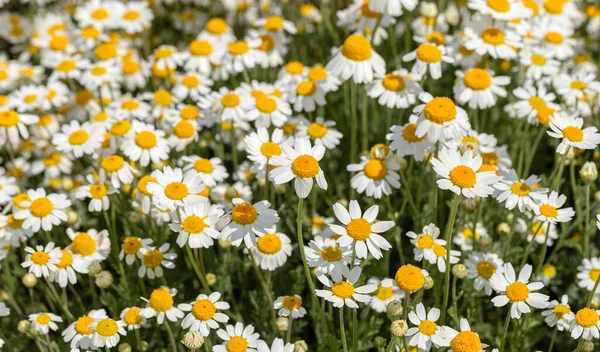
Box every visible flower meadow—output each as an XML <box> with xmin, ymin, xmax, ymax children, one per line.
<box><xmin>1</xmin><ymin>0</ymin><xmax>600</xmax><ymax>351</ymax></box>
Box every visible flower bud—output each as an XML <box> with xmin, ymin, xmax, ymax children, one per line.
<box><xmin>595</xmin><ymin>191</ymin><xmax>600</xmax><ymax>202</ymax></box>
<box><xmin>276</xmin><ymin>316</ymin><xmax>289</xmax><ymax>332</ymax></box>
<box><xmin>390</xmin><ymin>320</ymin><xmax>408</xmax><ymax>337</ymax></box>
<box><xmin>181</xmin><ymin>331</ymin><xmax>204</xmax><ymax>350</ymax></box>
<box><xmin>206</xmin><ymin>273</ymin><xmax>216</xmax><ymax>286</ymax></box>
<box><xmin>88</xmin><ymin>262</ymin><xmax>102</xmax><ymax>276</ymax></box>
<box><xmin>461</xmin><ymin>198</ymin><xmax>477</xmax><ymax>211</ymax></box>
<box><xmin>591</xmin><ymin>295</ymin><xmax>600</xmax><ymax>309</ymax></box>
<box><xmin>337</xmin><ymin>198</ymin><xmax>348</xmax><ymax>207</ymax></box>
<box><xmin>452</xmin><ymin>264</ymin><xmax>467</xmax><ymax>279</ymax></box>
<box><xmin>496</xmin><ymin>222</ymin><xmax>510</xmax><ymax>235</ymax></box>
<box><xmin>580</xmin><ymin>162</ymin><xmax>598</xmax><ymax>182</ymax></box>
<box><xmin>420</xmin><ymin>2</ymin><xmax>438</xmax><ymax>17</ymax></box>
<box><xmin>506</xmin><ymin>213</ymin><xmax>514</xmax><ymax>222</ymax></box>
<box><xmin>294</xmin><ymin>340</ymin><xmax>308</xmax><ymax>352</ymax></box>
<box><xmin>479</xmin><ymin>236</ymin><xmax>493</xmax><ymax>249</ymax></box>
<box><xmin>22</xmin><ymin>273</ymin><xmax>38</xmax><ymax>288</ymax></box>
<box><xmin>118</xmin><ymin>343</ymin><xmax>132</xmax><ymax>352</ymax></box>
<box><xmin>224</xmin><ymin>187</ymin><xmax>238</xmax><ymax>201</ymax></box>
<box><xmin>18</xmin><ymin>320</ymin><xmax>31</xmax><ymax>333</ymax></box>
<box><xmin>151</xmin><ymin>160</ymin><xmax>169</xmax><ymax>170</ymax></box>
<box><xmin>566</xmin><ymin>147</ymin><xmax>576</xmax><ymax>161</ymax></box>
<box><xmin>140</xmin><ymin>341</ymin><xmax>149</xmax><ymax>351</ymax></box>
<box><xmin>582</xmin><ymin>341</ymin><xmax>595</xmax><ymax>352</ymax></box>
<box><xmin>393</xmin><ymin>155</ymin><xmax>408</xmax><ymax>170</ymax></box>
<box><xmin>274</xmin><ymin>184</ymin><xmax>287</xmax><ymax>194</ymax></box>
<box><xmin>0</xmin><ymin>291</ymin><xmax>8</xmax><ymax>301</ymax></box>
<box><xmin>218</xmin><ymin>238</ymin><xmax>232</xmax><ymax>249</ymax></box>
<box><xmin>67</xmin><ymin>209</ymin><xmax>78</xmax><ymax>225</ymax></box>
<box><xmin>423</xmin><ymin>276</ymin><xmax>434</xmax><ymax>290</ymax></box>
<box><xmin>61</xmin><ymin>177</ymin><xmax>74</xmax><ymax>190</ymax></box>
<box><xmin>95</xmin><ymin>271</ymin><xmax>113</xmax><ymax>289</ymax></box>
<box><xmin>386</xmin><ymin>300</ymin><xmax>403</xmax><ymax>317</ymax></box>
<box><xmin>444</xmin><ymin>4</ymin><xmax>459</xmax><ymax>25</ymax></box>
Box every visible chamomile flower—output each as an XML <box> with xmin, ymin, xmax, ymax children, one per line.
<box><xmin>119</xmin><ymin>237</ymin><xmax>153</xmax><ymax>265</ymax></box>
<box><xmin>29</xmin><ymin>312</ymin><xmax>62</xmax><ymax>335</ymax></box>
<box><xmin>577</xmin><ymin>257</ymin><xmax>600</xmax><ymax>292</ymax></box>
<box><xmin>147</xmin><ymin>166</ymin><xmax>204</xmax><ymax>210</ymax></box>
<box><xmin>247</xmin><ymin>94</ymin><xmax>291</xmax><ymax>128</ymax></box>
<box><xmin>67</xmin><ymin>228</ymin><xmax>110</xmax><ymax>263</ymax></box>
<box><xmin>74</xmin><ymin>0</ymin><xmax>119</xmax><ymax>29</ymax></box>
<box><xmin>306</xmin><ymin>65</ymin><xmax>340</xmax><ymax>93</ymax></box>
<box><xmin>465</xmin><ymin>252</ymin><xmax>504</xmax><ymax>296</ymax></box>
<box><xmin>454</xmin><ymin>222</ymin><xmax>490</xmax><ymax>251</ymax></box>
<box><xmin>214</xmin><ymin>323</ymin><xmax>264</xmax><ymax>352</ymax></box>
<box><xmin>14</xmin><ymin>188</ymin><xmax>71</xmax><ymax>232</ymax></box>
<box><xmin>169</xmin><ymin>198</ymin><xmax>223</xmax><ymax>248</ymax></box>
<box><xmin>120</xmin><ymin>307</ymin><xmax>145</xmax><ymax>331</ymax></box>
<box><xmin>403</xmin><ymin>43</ymin><xmax>454</xmax><ymax>79</ymax></box>
<box><xmin>554</xmin><ymin>72</ymin><xmax>600</xmax><ymax>107</ymax></box>
<box><xmin>367</xmin><ymin>69</ymin><xmax>421</xmax><ymax>108</ymax></box>
<box><xmin>270</xmin><ymin>137</ymin><xmax>328</xmax><ymax>199</ymax></box>
<box><xmin>490</xmin><ymin>263</ymin><xmax>549</xmax><ymax>318</ymax></box>
<box><xmin>519</xmin><ymin>48</ymin><xmax>560</xmax><ymax>80</ymax></box>
<box><xmin>542</xmin><ymin>295</ymin><xmax>572</xmax><ymax>331</ymax></box>
<box><xmin>368</xmin><ymin>277</ymin><xmax>403</xmax><ymax>313</ymax></box>
<box><xmin>431</xmin><ymin>148</ymin><xmax>499</xmax><ymax>198</ymax></box>
<box><xmin>468</xmin><ymin>0</ymin><xmax>531</xmax><ymax>20</ymax></box>
<box><xmin>137</xmin><ymin>243</ymin><xmax>177</xmax><ymax>279</ymax></box>
<box><xmin>179</xmin><ymin>292</ymin><xmax>230</xmax><ymax>336</ymax></box>
<box><xmin>0</xmin><ymin>109</ymin><xmax>39</xmax><ymax>146</ymax></box>
<box><xmin>62</xmin><ymin>309</ymin><xmax>107</xmax><ymax>350</ymax></box>
<box><xmin>387</xmin><ymin>116</ymin><xmax>434</xmax><ymax>161</ymax></box>
<box><xmin>224</xmin><ymin>38</ymin><xmax>262</xmax><ymax>73</ymax></box>
<box><xmin>100</xmin><ymin>155</ymin><xmax>138</xmax><ymax>188</ymax></box>
<box><xmin>330</xmin><ymin>200</ymin><xmax>394</xmax><ymax>260</ymax></box>
<box><xmin>121</xmin><ymin>120</ymin><xmax>170</xmax><ymax>167</ymax></box>
<box><xmin>141</xmin><ymin>287</ymin><xmax>184</xmax><ymax>324</ymax></box>
<box><xmin>119</xmin><ymin>1</ymin><xmax>154</xmax><ymax>34</ymax></box>
<box><xmin>316</xmin><ymin>266</ymin><xmax>377</xmax><ymax>308</ymax></box>
<box><xmin>183</xmin><ymin>39</ymin><xmax>225</xmax><ymax>74</ymax></box>
<box><xmin>91</xmin><ymin>318</ymin><xmax>127</xmax><ymax>348</ymax></box>
<box><xmin>274</xmin><ymin>295</ymin><xmax>307</xmax><ymax>319</ymax></box>
<box><xmin>530</xmin><ymin>191</ymin><xmax>575</xmax><ymax>224</ymax></box>
<box><xmin>180</xmin><ymin>156</ymin><xmax>228</xmax><ymax>188</ymax></box>
<box><xmin>494</xmin><ymin>169</ymin><xmax>547</xmax><ymax>212</ymax></box>
<box><xmin>21</xmin><ymin>242</ymin><xmax>62</xmax><ymax>278</ymax></box>
<box><xmin>326</xmin><ymin>34</ymin><xmax>385</xmax><ymax>84</ymax></box>
<box><xmin>289</xmin><ymin>80</ymin><xmax>326</xmax><ymax>113</ymax></box>
<box><xmin>245</xmin><ymin>128</ymin><xmax>286</xmax><ymax>169</ymax></box>
<box><xmin>305</xmin><ymin>236</ymin><xmax>354</xmax><ymax>274</ymax></box>
<box><xmin>49</xmin><ymin>249</ymin><xmax>89</xmax><ymax>288</ymax></box>
<box><xmin>220</xmin><ymin>198</ymin><xmax>280</xmax><ymax>248</ymax></box>
<box><xmin>511</xmin><ymin>84</ymin><xmax>559</xmax><ymax>121</ymax></box>
<box><xmin>548</xmin><ymin>114</ymin><xmax>600</xmax><ymax>154</ymax></box>
<box><xmin>249</xmin><ymin>229</ymin><xmax>292</xmax><ymax>271</ymax></box>
<box><xmin>413</xmin><ymin>93</ymin><xmax>470</xmax><ymax>143</ymax></box>
<box><xmin>296</xmin><ymin>118</ymin><xmax>342</xmax><ymax>150</ymax></box>
<box><xmin>463</xmin><ymin>16</ymin><xmax>521</xmax><ymax>59</ymax></box>
<box><xmin>431</xmin><ymin>318</ymin><xmax>487</xmax><ymax>352</ymax></box>
<box><xmin>406</xmin><ymin>303</ymin><xmax>443</xmax><ymax>351</ymax></box>
<box><xmin>310</xmin><ymin>215</ymin><xmax>334</xmax><ymax>237</ymax></box>
<box><xmin>533</xmin><ymin>18</ymin><xmax>576</xmax><ymax>60</ymax></box>
<box><xmin>347</xmin><ymin>146</ymin><xmax>401</xmax><ymax>199</ymax></box>
<box><xmin>516</xmin><ymin>218</ymin><xmax>558</xmax><ymax>245</ymax></box>
<box><xmin>568</xmin><ymin>307</ymin><xmax>600</xmax><ymax>340</ymax></box>
<box><xmin>52</xmin><ymin>120</ymin><xmax>103</xmax><ymax>158</ymax></box>
<box><xmin>406</xmin><ymin>223</ymin><xmax>442</xmax><ymax>264</ymax></box>
<box><xmin>453</xmin><ymin>68</ymin><xmax>509</xmax><ymax>109</ymax></box>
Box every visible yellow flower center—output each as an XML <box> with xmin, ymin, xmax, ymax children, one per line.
<box><xmin>463</xmin><ymin>68</ymin><xmax>492</xmax><ymax>90</ymax></box>
<box><xmin>69</xmin><ymin>130</ymin><xmax>89</xmax><ymax>145</ymax></box>
<box><xmin>135</xmin><ymin>131</ymin><xmax>157</xmax><ymax>149</ymax></box>
<box><xmin>221</xmin><ymin>93</ymin><xmax>240</xmax><ymax>108</ymax></box>
<box><xmin>101</xmin><ymin>155</ymin><xmax>125</xmax><ymax>173</ymax></box>
<box><xmin>376</xmin><ymin>286</ymin><xmax>394</xmax><ymax>300</ymax></box>
<box><xmin>403</xmin><ymin>123</ymin><xmax>426</xmax><ymax>142</ymax></box>
<box><xmin>91</xmin><ymin>8</ymin><xmax>109</xmax><ymax>20</ymax></box>
<box><xmin>259</xmin><ymin>34</ymin><xmax>275</xmax><ymax>52</ymax></box>
<box><xmin>56</xmin><ymin>249</ymin><xmax>73</xmax><ymax>268</ymax></box>
<box><xmin>182</xmin><ymin>215</ymin><xmax>208</xmax><ymax>234</ymax></box>
<box><xmin>575</xmin><ymin>308</ymin><xmax>599</xmax><ymax>328</ymax></box>
<box><xmin>433</xmin><ymin>243</ymin><xmax>446</xmax><ymax>257</ymax></box>
<box><xmin>207</xmin><ymin>18</ymin><xmax>227</xmax><ymax>34</ymax></box>
<box><xmin>227</xmin><ymin>336</ymin><xmax>249</xmax><ymax>352</ymax></box>
<box><xmin>544</xmin><ymin>0</ymin><xmax>563</xmax><ymax>14</ymax></box>
<box><xmin>189</xmin><ymin>40</ymin><xmax>213</xmax><ymax>56</ymax></box>
<box><xmin>164</xmin><ymin>182</ymin><xmax>189</xmax><ymax>201</ymax></box>
<box><xmin>57</xmin><ymin>59</ymin><xmax>76</xmax><ymax>72</ymax></box>
<box><xmin>307</xmin><ymin>123</ymin><xmax>328</xmax><ymax>139</ymax></box>
<box><xmin>395</xmin><ymin>264</ymin><xmax>425</xmax><ymax>293</ymax></box>
<box><xmin>574</xmin><ymin>54</ymin><xmax>589</xmax><ymax>64</ymax></box>
<box><xmin>264</xmin><ymin>16</ymin><xmax>284</xmax><ymax>31</ymax></box>
<box><xmin>553</xmin><ymin>304</ymin><xmax>570</xmax><ymax>319</ymax></box>
<box><xmin>542</xmin><ymin>264</ymin><xmax>556</xmax><ymax>278</ymax></box>
<box><xmin>228</xmin><ymin>41</ymin><xmax>249</xmax><ymax>56</ymax></box>
<box><xmin>416</xmin><ymin>44</ymin><xmax>442</xmax><ymax>63</ymax></box>
<box><xmin>296</xmin><ymin>81</ymin><xmax>317</xmax><ymax>96</ymax></box>
<box><xmin>544</xmin><ymin>32</ymin><xmax>563</xmax><ymax>44</ymax></box>
<box><xmin>360</xmin><ymin>0</ymin><xmax>381</xmax><ymax>17</ymax></box>
<box><xmin>341</xmin><ymin>35</ymin><xmax>372</xmax><ymax>62</ymax></box>
<box><xmin>539</xmin><ymin>204</ymin><xmax>558</xmax><ymax>218</ymax></box>
<box><xmin>282</xmin><ymin>122</ymin><xmax>296</xmax><ymax>136</ymax></box>
<box><xmin>231</xmin><ymin>202</ymin><xmax>258</xmax><ymax>225</ymax></box>
<box><xmin>111</xmin><ymin>120</ymin><xmax>132</xmax><ymax>136</ymax></box>
<box><xmin>291</xmin><ymin>155</ymin><xmax>320</xmax><ymax>178</ymax></box>
<box><xmin>257</xmin><ymin>234</ymin><xmax>282</xmax><ymax>254</ymax></box>
<box><xmin>138</xmin><ymin>175</ymin><xmax>157</xmax><ymax>196</ymax></box>
<box><xmin>510</xmin><ymin>181</ymin><xmax>531</xmax><ymax>196</ymax></box>
<box><xmin>31</xmin><ymin>197</ymin><xmax>54</xmax><ymax>217</ymax></box>
<box><xmin>36</xmin><ymin>314</ymin><xmax>51</xmax><ymax>325</ymax></box>
<box><xmin>90</xmin><ymin>184</ymin><xmax>108</xmax><ymax>199</ymax></box>
<box><xmin>426</xmin><ymin>31</ymin><xmax>445</xmax><ymax>45</ymax></box>
<box><xmin>95</xmin><ymin>318</ymin><xmax>118</xmax><ymax>337</ymax></box>
<box><xmin>530</xmin><ymin>54</ymin><xmax>547</xmax><ymax>66</ymax></box>
<box><xmin>256</xmin><ymin>97</ymin><xmax>277</xmax><ymax>114</ymax></box>
<box><xmin>418</xmin><ymin>320</ymin><xmax>437</xmax><ymax>336</ymax></box>
<box><xmin>570</xmin><ymin>81</ymin><xmax>587</xmax><ymax>92</ymax></box>
<box><xmin>174</xmin><ymin>120</ymin><xmax>195</xmax><ymax>139</ymax></box>
<box><xmin>416</xmin><ymin>234</ymin><xmax>434</xmax><ymax>249</ymax></box>
<box><xmin>346</xmin><ymin>218</ymin><xmax>372</xmax><ymax>241</ymax></box>
<box><xmin>43</xmin><ymin>153</ymin><xmax>61</xmax><ymax>167</ymax></box>
<box><xmin>123</xmin><ymin>237</ymin><xmax>142</xmax><ymax>255</ymax></box>
<box><xmin>589</xmin><ymin>269</ymin><xmax>600</xmax><ymax>281</ymax></box>
<box><xmin>331</xmin><ymin>281</ymin><xmax>355</xmax><ymax>299</ymax></box>
<box><xmin>528</xmin><ymin>96</ymin><xmax>546</xmax><ymax>109</ymax></box>
<box><xmin>96</xmin><ymin>43</ymin><xmax>117</xmax><ymax>60</ymax></box>
<box><xmin>143</xmin><ymin>249</ymin><xmax>163</xmax><ymax>268</ymax></box>
<box><xmin>319</xmin><ymin>246</ymin><xmax>343</xmax><ymax>262</ymax></box>
<box><xmin>6</xmin><ymin>215</ymin><xmax>23</xmax><ymax>229</ymax></box>
<box><xmin>382</xmin><ymin>74</ymin><xmax>406</xmax><ymax>92</ymax></box>
<box><xmin>286</xmin><ymin>61</ymin><xmax>304</xmax><ymax>74</ymax></box>
<box><xmin>363</xmin><ymin>159</ymin><xmax>387</xmax><ymax>180</ymax></box>
<box><xmin>72</xmin><ymin>232</ymin><xmax>97</xmax><ymax>256</ymax></box>
<box><xmin>23</xmin><ymin>94</ymin><xmax>37</xmax><ymax>104</ymax></box>
<box><xmin>308</xmin><ymin>67</ymin><xmax>328</xmax><ymax>81</ymax></box>
<box><xmin>506</xmin><ymin>281</ymin><xmax>529</xmax><ymax>302</ymax></box>
<box><xmin>476</xmin><ymin>261</ymin><xmax>496</xmax><ymax>280</ymax></box>
<box><xmin>124</xmin><ymin>307</ymin><xmax>142</xmax><ymax>325</ymax></box>
<box><xmin>449</xmin><ymin>165</ymin><xmax>477</xmax><ymax>188</ymax></box>
<box><xmin>123</xmin><ymin>10</ymin><xmax>140</xmax><ymax>20</ymax></box>
<box><xmin>153</xmin><ymin>90</ymin><xmax>172</xmax><ymax>106</ymax></box>
<box><xmin>260</xmin><ymin>142</ymin><xmax>282</xmax><ymax>158</ymax></box>
<box><xmin>424</xmin><ymin>97</ymin><xmax>457</xmax><ymax>123</ymax></box>
<box><xmin>31</xmin><ymin>251</ymin><xmax>50</xmax><ymax>265</ymax></box>
<box><xmin>155</xmin><ymin>48</ymin><xmax>173</xmax><ymax>59</ymax></box>
<box><xmin>192</xmin><ymin>299</ymin><xmax>216</xmax><ymax>320</ymax></box>
<box><xmin>182</xmin><ymin>75</ymin><xmax>199</xmax><ymax>88</ymax></box>
<box><xmin>482</xmin><ymin>28</ymin><xmax>505</xmax><ymax>45</ymax></box>
<box><xmin>122</xmin><ymin>60</ymin><xmax>139</xmax><ymax>74</ymax></box>
<box><xmin>75</xmin><ymin>316</ymin><xmax>94</xmax><ymax>335</ymax></box>
<box><xmin>451</xmin><ymin>331</ymin><xmax>482</xmax><ymax>352</ymax></box>
<box><xmin>282</xmin><ymin>296</ymin><xmax>303</xmax><ymax>310</ymax></box>
<box><xmin>90</xmin><ymin>66</ymin><xmax>106</xmax><ymax>76</ymax></box>
<box><xmin>181</xmin><ymin>105</ymin><xmax>199</xmax><ymax>120</ymax></box>
<box><xmin>488</xmin><ymin>0</ymin><xmax>510</xmax><ymax>12</ymax></box>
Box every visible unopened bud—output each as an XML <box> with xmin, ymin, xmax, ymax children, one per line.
<box><xmin>479</xmin><ymin>236</ymin><xmax>493</xmax><ymax>249</ymax></box>
<box><xmin>95</xmin><ymin>271</ymin><xmax>113</xmax><ymax>289</ymax></box>
<box><xmin>294</xmin><ymin>340</ymin><xmax>308</xmax><ymax>352</ymax></box>
<box><xmin>580</xmin><ymin>162</ymin><xmax>598</xmax><ymax>182</ymax></box>
<box><xmin>218</xmin><ymin>238</ymin><xmax>232</xmax><ymax>249</ymax></box>
<box><xmin>337</xmin><ymin>199</ymin><xmax>348</xmax><ymax>207</ymax></box>
<box><xmin>275</xmin><ymin>184</ymin><xmax>287</xmax><ymax>194</ymax></box>
<box><xmin>181</xmin><ymin>331</ymin><xmax>204</xmax><ymax>349</ymax></box>
<box><xmin>18</xmin><ymin>320</ymin><xmax>31</xmax><ymax>333</ymax></box>
<box><xmin>497</xmin><ymin>222</ymin><xmax>510</xmax><ymax>235</ymax></box>
<box><xmin>67</xmin><ymin>209</ymin><xmax>78</xmax><ymax>225</ymax></box>
<box><xmin>386</xmin><ymin>300</ymin><xmax>403</xmax><ymax>317</ymax></box>
<box><xmin>276</xmin><ymin>316</ymin><xmax>289</xmax><ymax>332</ymax></box>
<box><xmin>118</xmin><ymin>343</ymin><xmax>132</xmax><ymax>352</ymax></box>
<box><xmin>206</xmin><ymin>273</ymin><xmax>216</xmax><ymax>286</ymax></box>
<box><xmin>22</xmin><ymin>273</ymin><xmax>38</xmax><ymax>288</ymax></box>
<box><xmin>444</xmin><ymin>4</ymin><xmax>459</xmax><ymax>25</ymax></box>
<box><xmin>0</xmin><ymin>291</ymin><xmax>8</xmax><ymax>301</ymax></box>
<box><xmin>461</xmin><ymin>198</ymin><xmax>477</xmax><ymax>211</ymax></box>
<box><xmin>420</xmin><ymin>2</ymin><xmax>438</xmax><ymax>17</ymax></box>
<box><xmin>591</xmin><ymin>295</ymin><xmax>600</xmax><ymax>309</ymax></box>
<box><xmin>452</xmin><ymin>264</ymin><xmax>467</xmax><ymax>279</ymax></box>
<box><xmin>140</xmin><ymin>341</ymin><xmax>149</xmax><ymax>351</ymax></box>
<box><xmin>423</xmin><ymin>276</ymin><xmax>434</xmax><ymax>290</ymax></box>
<box><xmin>390</xmin><ymin>319</ymin><xmax>408</xmax><ymax>337</ymax></box>
<box><xmin>582</xmin><ymin>341</ymin><xmax>595</xmax><ymax>352</ymax></box>
<box><xmin>88</xmin><ymin>262</ymin><xmax>102</xmax><ymax>276</ymax></box>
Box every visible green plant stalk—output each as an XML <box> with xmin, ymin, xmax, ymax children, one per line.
<box><xmin>340</xmin><ymin>307</ymin><xmax>348</xmax><ymax>352</ymax></box>
<box><xmin>248</xmin><ymin>250</ymin><xmax>277</xmax><ymax>330</ymax></box>
<box><xmin>547</xmin><ymin>326</ymin><xmax>558</xmax><ymax>352</ymax></box>
<box><xmin>520</xmin><ymin>221</ymin><xmax>545</xmax><ymax>269</ymax></box>
<box><xmin>440</xmin><ymin>194</ymin><xmax>461</xmax><ymax>324</ymax></box>
<box><xmin>499</xmin><ymin>312</ymin><xmax>511</xmax><ymax>352</ymax></box>
<box><xmin>583</xmin><ymin>183</ymin><xmax>591</xmax><ymax>258</ymax></box>
<box><xmin>164</xmin><ymin>320</ymin><xmax>178</xmax><ymax>352</ymax></box>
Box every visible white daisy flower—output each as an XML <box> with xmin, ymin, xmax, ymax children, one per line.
<box><xmin>147</xmin><ymin>166</ymin><xmax>205</xmax><ymax>210</ymax></box>
<box><xmin>75</xmin><ymin>172</ymin><xmax>117</xmax><ymax>213</ymax></box>
<box><xmin>530</xmin><ymin>191</ymin><xmax>575</xmax><ymax>224</ymax></box>
<box><xmin>310</xmin><ymin>215</ymin><xmax>335</xmax><ymax>237</ymax></box>
<box><xmin>553</xmin><ymin>71</ymin><xmax>600</xmax><ymax>107</ymax></box>
<box><xmin>14</xmin><ymin>188</ymin><xmax>71</xmax><ymax>232</ymax></box>
<box><xmin>403</xmin><ymin>43</ymin><xmax>454</xmax><ymax>80</ymax></box>
<box><xmin>119</xmin><ymin>1</ymin><xmax>154</xmax><ymax>34</ymax></box>
<box><xmin>367</xmin><ymin>69</ymin><xmax>422</xmax><ymax>108</ymax></box>
<box><xmin>548</xmin><ymin>113</ymin><xmax>600</xmax><ymax>154</ymax></box>
<box><xmin>368</xmin><ymin>0</ymin><xmax>418</xmax><ymax>16</ymax></box>
<box><xmin>406</xmin><ymin>303</ymin><xmax>443</xmax><ymax>351</ymax></box>
<box><xmin>316</xmin><ymin>266</ymin><xmax>377</xmax><ymax>308</ymax></box>
<box><xmin>119</xmin><ymin>237</ymin><xmax>153</xmax><ymax>265</ymax></box>
<box><xmin>289</xmin><ymin>79</ymin><xmax>327</xmax><ymax>113</ymax></box>
<box><xmin>532</xmin><ymin>17</ymin><xmax>576</xmax><ymax>60</ymax></box>
<box><xmin>257</xmin><ymin>338</ymin><xmax>294</xmax><ymax>352</ymax></box>
<box><xmin>454</xmin><ymin>222</ymin><xmax>490</xmax><ymax>251</ymax></box>
<box><xmin>21</xmin><ymin>242</ymin><xmax>62</xmax><ymax>278</ymax></box>
<box><xmin>541</xmin><ymin>295</ymin><xmax>572</xmax><ymax>331</ymax></box>
<box><xmin>273</xmin><ymin>295</ymin><xmax>307</xmax><ymax>319</ymax></box>
<box><xmin>463</xmin><ymin>16</ymin><xmax>521</xmax><ymax>59</ymax></box>
<box><xmin>137</xmin><ymin>243</ymin><xmax>177</xmax><ymax>279</ymax></box>
<box><xmin>247</xmin><ymin>94</ymin><xmax>291</xmax><ymax>128</ymax></box>
<box><xmin>577</xmin><ymin>257</ymin><xmax>600</xmax><ymax>292</ymax></box>
<box><xmin>347</xmin><ymin>145</ymin><xmax>401</xmax><ymax>199</ymax></box>
<box><xmin>91</xmin><ymin>318</ymin><xmax>127</xmax><ymax>349</ymax></box>
<box><xmin>326</xmin><ymin>34</ymin><xmax>385</xmax><ymax>84</ymax></box>
<box><xmin>330</xmin><ymin>200</ymin><xmax>394</xmax><ymax>260</ymax></box>
<box><xmin>431</xmin><ymin>318</ymin><xmax>487</xmax><ymax>351</ymax></box>
<box><xmin>519</xmin><ymin>48</ymin><xmax>560</xmax><ymax>80</ymax></box>
<box><xmin>52</xmin><ymin>120</ymin><xmax>103</xmax><ymax>158</ymax></box>
<box><xmin>270</xmin><ymin>137</ymin><xmax>328</xmax><ymax>199</ymax></box>
<box><xmin>468</xmin><ymin>0</ymin><xmax>531</xmax><ymax>20</ymax></box>
<box><xmin>220</xmin><ymin>198</ymin><xmax>280</xmax><ymax>248</ymax></box>
<box><xmin>182</xmin><ymin>39</ymin><xmax>225</xmax><ymax>74</ymax></box>
<box><xmin>387</xmin><ymin>115</ymin><xmax>434</xmax><ymax>161</ymax></box>
<box><xmin>178</xmin><ymin>292</ymin><xmax>230</xmax><ymax>336</ymax></box>
<box><xmin>214</xmin><ymin>323</ymin><xmax>264</xmax><ymax>352</ymax></box>
<box><xmin>568</xmin><ymin>307</ymin><xmax>600</xmax><ymax>341</ymax></box>
<box><xmin>121</xmin><ymin>120</ymin><xmax>170</xmax><ymax>167</ymax></box>
<box><xmin>249</xmin><ymin>228</ymin><xmax>292</xmax><ymax>271</ymax></box>
<box><xmin>413</xmin><ymin>93</ymin><xmax>470</xmax><ymax>143</ymax></box>
<box><xmin>62</xmin><ymin>309</ymin><xmax>107</xmax><ymax>350</ymax></box>
<box><xmin>169</xmin><ymin>198</ymin><xmax>223</xmax><ymax>248</ymax></box>
<box><xmin>29</xmin><ymin>312</ymin><xmax>63</xmax><ymax>335</ymax></box>
<box><xmin>120</xmin><ymin>307</ymin><xmax>145</xmax><ymax>331</ymax></box>
<box><xmin>406</xmin><ymin>223</ymin><xmax>443</xmax><ymax>264</ymax></box>
<box><xmin>306</xmin><ymin>65</ymin><xmax>341</xmax><ymax>93</ymax></box>
<box><xmin>245</xmin><ymin>128</ymin><xmax>286</xmax><ymax>169</ymax></box>
<box><xmin>99</xmin><ymin>154</ymin><xmax>138</xmax><ymax>188</ymax></box>
<box><xmin>67</xmin><ymin>228</ymin><xmax>110</xmax><ymax>263</ymax></box>
<box><xmin>305</xmin><ymin>236</ymin><xmax>354</xmax><ymax>274</ymax></box>
<box><xmin>490</xmin><ymin>263</ymin><xmax>549</xmax><ymax>318</ymax></box>
<box><xmin>494</xmin><ymin>169</ymin><xmax>547</xmax><ymax>212</ymax></box>
<box><xmin>465</xmin><ymin>251</ymin><xmax>504</xmax><ymax>296</ymax></box>
<box><xmin>453</xmin><ymin>68</ymin><xmax>510</xmax><ymax>109</ymax></box>
<box><xmin>515</xmin><ymin>218</ymin><xmax>558</xmax><ymax>246</ymax></box>
<box><xmin>141</xmin><ymin>287</ymin><xmax>184</xmax><ymax>324</ymax></box>
<box><xmin>297</xmin><ymin>117</ymin><xmax>343</xmax><ymax>150</ymax></box>
<box><xmin>49</xmin><ymin>249</ymin><xmax>89</xmax><ymax>288</ymax></box>
<box><xmin>368</xmin><ymin>277</ymin><xmax>403</xmax><ymax>313</ymax></box>
<box><xmin>511</xmin><ymin>84</ymin><xmax>560</xmax><ymax>121</ymax></box>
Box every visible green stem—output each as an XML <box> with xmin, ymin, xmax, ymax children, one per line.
<box><xmin>534</xmin><ymin>221</ymin><xmax>551</xmax><ymax>276</ymax></box>
<box><xmin>440</xmin><ymin>194</ymin><xmax>461</xmax><ymax>324</ymax></box>
<box><xmin>164</xmin><ymin>320</ymin><xmax>178</xmax><ymax>352</ymax></box>
<box><xmin>583</xmin><ymin>183</ymin><xmax>591</xmax><ymax>258</ymax></box>
<box><xmin>248</xmin><ymin>250</ymin><xmax>277</xmax><ymax>330</ymax></box>
<box><xmin>286</xmin><ymin>317</ymin><xmax>293</xmax><ymax>343</ymax></box>
<box><xmin>586</xmin><ymin>275</ymin><xmax>600</xmax><ymax>307</ymax></box>
<box><xmin>520</xmin><ymin>221</ymin><xmax>545</xmax><ymax>269</ymax></box>
<box><xmin>551</xmin><ymin>150</ymin><xmax>569</xmax><ymax>191</ymax></box>
<box><xmin>523</xmin><ymin>127</ymin><xmax>546</xmax><ymax>176</ymax></box>
<box><xmin>499</xmin><ymin>312</ymin><xmax>511</xmax><ymax>352</ymax></box>
<box><xmin>340</xmin><ymin>308</ymin><xmax>348</xmax><ymax>352</ymax></box>
<box><xmin>360</xmin><ymin>86</ymin><xmax>369</xmax><ymax>153</ymax></box>
<box><xmin>352</xmin><ymin>308</ymin><xmax>357</xmax><ymax>352</ymax></box>
<box><xmin>186</xmin><ymin>245</ymin><xmax>211</xmax><ymax>292</ymax></box>
<box><xmin>548</xmin><ymin>326</ymin><xmax>557</xmax><ymax>352</ymax></box>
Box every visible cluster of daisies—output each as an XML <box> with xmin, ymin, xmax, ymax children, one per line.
<box><xmin>1</xmin><ymin>0</ymin><xmax>600</xmax><ymax>351</ymax></box>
